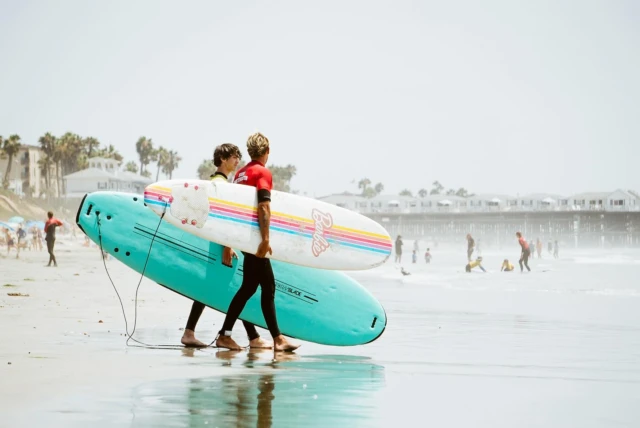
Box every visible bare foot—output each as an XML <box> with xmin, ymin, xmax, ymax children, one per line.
<box><xmin>249</xmin><ymin>337</ymin><xmax>273</xmax><ymax>349</ymax></box>
<box><xmin>181</xmin><ymin>329</ymin><xmax>208</xmax><ymax>348</ymax></box>
<box><xmin>216</xmin><ymin>335</ymin><xmax>243</xmax><ymax>350</ymax></box>
<box><xmin>273</xmin><ymin>335</ymin><xmax>300</xmax><ymax>352</ymax></box>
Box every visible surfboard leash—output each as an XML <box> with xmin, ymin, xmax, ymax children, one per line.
<box><xmin>96</xmin><ymin>203</ymin><xmax>236</xmax><ymax>352</ymax></box>
<box><xmin>96</xmin><ymin>204</ymin><xmax>199</xmax><ymax>351</ymax></box>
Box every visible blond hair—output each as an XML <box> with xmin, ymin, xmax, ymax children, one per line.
<box><xmin>246</xmin><ymin>132</ymin><xmax>269</xmax><ymax>159</ymax></box>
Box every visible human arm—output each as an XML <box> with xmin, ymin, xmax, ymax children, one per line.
<box><xmin>254</xmin><ymin>169</ymin><xmax>273</xmax><ymax>258</ymax></box>
<box><xmin>222</xmin><ymin>246</ymin><xmax>237</xmax><ymax>267</ymax></box>
<box><xmin>255</xmin><ymin>200</ymin><xmax>272</xmax><ymax>258</ymax></box>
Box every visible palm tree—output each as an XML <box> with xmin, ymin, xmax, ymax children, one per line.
<box><xmin>59</xmin><ymin>132</ymin><xmax>87</xmax><ymax>175</ymax></box>
<box><xmin>197</xmin><ymin>159</ymin><xmax>216</xmax><ymax>180</ymax></box>
<box><xmin>99</xmin><ymin>144</ymin><xmax>123</xmax><ymax>162</ymax></box>
<box><xmin>52</xmin><ymin>136</ymin><xmax>65</xmax><ymax>197</ymax></box>
<box><xmin>38</xmin><ymin>132</ymin><xmax>56</xmax><ymax>193</ymax></box>
<box><xmin>374</xmin><ymin>182</ymin><xmax>384</xmax><ymax>195</ymax></box>
<box><xmin>399</xmin><ymin>189</ymin><xmax>413</xmax><ymax>197</ymax></box>
<box><xmin>135</xmin><ymin>137</ymin><xmax>154</xmax><ymax>174</ymax></box>
<box><xmin>152</xmin><ymin>146</ymin><xmax>169</xmax><ymax>181</ymax></box>
<box><xmin>358</xmin><ymin>178</ymin><xmax>371</xmax><ymax>195</ymax></box>
<box><xmin>455</xmin><ymin>188</ymin><xmax>469</xmax><ymax>197</ymax></box>
<box><xmin>430</xmin><ymin>180</ymin><xmax>444</xmax><ymax>195</ymax></box>
<box><xmin>84</xmin><ymin>137</ymin><xmax>100</xmax><ymax>158</ymax></box>
<box><xmin>418</xmin><ymin>188</ymin><xmax>428</xmax><ymax>198</ymax></box>
<box><xmin>124</xmin><ymin>161</ymin><xmax>138</xmax><ymax>173</ymax></box>
<box><xmin>270</xmin><ymin>164</ymin><xmax>297</xmax><ymax>192</ymax></box>
<box><xmin>2</xmin><ymin>134</ymin><xmax>22</xmax><ymax>189</ymax></box>
<box><xmin>161</xmin><ymin>150</ymin><xmax>181</xmax><ymax>179</ymax></box>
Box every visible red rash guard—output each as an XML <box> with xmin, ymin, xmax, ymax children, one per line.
<box><xmin>518</xmin><ymin>237</ymin><xmax>529</xmax><ymax>250</ymax></box>
<box><xmin>234</xmin><ymin>160</ymin><xmax>273</xmax><ymax>203</ymax></box>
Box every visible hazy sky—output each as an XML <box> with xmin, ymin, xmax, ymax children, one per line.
<box><xmin>1</xmin><ymin>0</ymin><xmax>638</xmax><ymax>197</ymax></box>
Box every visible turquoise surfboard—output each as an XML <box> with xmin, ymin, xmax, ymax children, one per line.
<box><xmin>76</xmin><ymin>192</ymin><xmax>386</xmax><ymax>346</ymax></box>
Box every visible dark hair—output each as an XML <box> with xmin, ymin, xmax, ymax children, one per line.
<box><xmin>47</xmin><ymin>211</ymin><xmax>53</xmax><ymax>219</ymax></box>
<box><xmin>213</xmin><ymin>143</ymin><xmax>242</xmax><ymax>167</ymax></box>
<box><xmin>516</xmin><ymin>231</ymin><xmax>522</xmax><ymax>238</ymax></box>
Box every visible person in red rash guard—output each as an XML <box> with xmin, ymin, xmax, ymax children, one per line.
<box><xmin>215</xmin><ymin>132</ymin><xmax>299</xmax><ymax>353</ymax></box>
<box><xmin>44</xmin><ymin>211</ymin><xmax>64</xmax><ymax>267</ymax></box>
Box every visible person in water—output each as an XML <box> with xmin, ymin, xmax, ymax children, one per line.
<box><xmin>465</xmin><ymin>256</ymin><xmax>486</xmax><ymax>272</ymax></box>
<box><xmin>395</xmin><ymin>235</ymin><xmax>403</xmax><ymax>263</ymax></box>
<box><xmin>501</xmin><ymin>259</ymin><xmax>514</xmax><ymax>272</ymax></box>
<box><xmin>466</xmin><ymin>233</ymin><xmax>475</xmax><ymax>261</ymax></box>
<box><xmin>516</xmin><ymin>232</ymin><xmax>531</xmax><ymax>272</ymax></box>
<box><xmin>424</xmin><ymin>248</ymin><xmax>432</xmax><ymax>264</ymax></box>
<box><xmin>181</xmin><ymin>143</ymin><xmax>271</xmax><ymax>350</ymax></box>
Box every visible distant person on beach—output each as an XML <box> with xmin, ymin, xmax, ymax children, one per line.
<box><xmin>466</xmin><ymin>234</ymin><xmax>475</xmax><ymax>261</ymax></box>
<box><xmin>424</xmin><ymin>248</ymin><xmax>432</xmax><ymax>264</ymax></box>
<box><xmin>466</xmin><ymin>256</ymin><xmax>486</xmax><ymax>272</ymax></box>
<box><xmin>4</xmin><ymin>228</ymin><xmax>15</xmax><ymax>255</ymax></box>
<box><xmin>548</xmin><ymin>241</ymin><xmax>553</xmax><ymax>255</ymax></box>
<box><xmin>501</xmin><ymin>259</ymin><xmax>514</xmax><ymax>272</ymax></box>
<box><xmin>536</xmin><ymin>238</ymin><xmax>543</xmax><ymax>258</ymax></box>
<box><xmin>411</xmin><ymin>250</ymin><xmax>417</xmax><ymax>264</ymax></box>
<box><xmin>413</xmin><ymin>240</ymin><xmax>419</xmax><ymax>253</ymax></box>
<box><xmin>554</xmin><ymin>240</ymin><xmax>559</xmax><ymax>259</ymax></box>
<box><xmin>31</xmin><ymin>226</ymin><xmax>42</xmax><ymax>251</ymax></box>
<box><xmin>44</xmin><ymin>211</ymin><xmax>63</xmax><ymax>267</ymax></box>
<box><xmin>516</xmin><ymin>232</ymin><xmax>531</xmax><ymax>272</ymax></box>
<box><xmin>16</xmin><ymin>226</ymin><xmax>27</xmax><ymax>258</ymax></box>
<box><xmin>529</xmin><ymin>240</ymin><xmax>535</xmax><ymax>259</ymax></box>
<box><xmin>395</xmin><ymin>235</ymin><xmax>403</xmax><ymax>263</ymax></box>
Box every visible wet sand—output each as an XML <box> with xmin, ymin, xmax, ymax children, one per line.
<box><xmin>1</xmin><ymin>239</ymin><xmax>639</xmax><ymax>427</ymax></box>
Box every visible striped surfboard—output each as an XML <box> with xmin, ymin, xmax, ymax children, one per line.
<box><xmin>144</xmin><ymin>179</ymin><xmax>392</xmax><ymax>270</ymax></box>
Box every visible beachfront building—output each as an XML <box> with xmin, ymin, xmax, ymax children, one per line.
<box><xmin>63</xmin><ymin>157</ymin><xmax>153</xmax><ymax>199</ymax></box>
<box><xmin>318</xmin><ymin>190</ymin><xmax>640</xmax><ymax>214</ymax></box>
<box><xmin>0</xmin><ymin>144</ymin><xmax>61</xmax><ymax>198</ymax></box>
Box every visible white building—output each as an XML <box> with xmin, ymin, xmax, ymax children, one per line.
<box><xmin>63</xmin><ymin>157</ymin><xmax>153</xmax><ymax>198</ymax></box>
<box><xmin>605</xmin><ymin>189</ymin><xmax>639</xmax><ymax>211</ymax></box>
<box><xmin>0</xmin><ymin>144</ymin><xmax>60</xmax><ymax>197</ymax></box>
<box><xmin>318</xmin><ymin>189</ymin><xmax>640</xmax><ymax>214</ymax></box>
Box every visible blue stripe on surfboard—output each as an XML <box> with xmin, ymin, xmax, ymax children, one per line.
<box><xmin>207</xmin><ymin>213</ymin><xmax>389</xmax><ymax>255</ymax></box>
<box><xmin>144</xmin><ymin>199</ymin><xmax>388</xmax><ymax>255</ymax></box>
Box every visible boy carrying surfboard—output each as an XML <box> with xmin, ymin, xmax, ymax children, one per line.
<box><xmin>216</xmin><ymin>133</ymin><xmax>300</xmax><ymax>352</ymax></box>
<box><xmin>181</xmin><ymin>143</ymin><xmax>272</xmax><ymax>350</ymax></box>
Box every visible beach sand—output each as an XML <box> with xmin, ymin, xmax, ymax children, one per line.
<box><xmin>2</xmin><ymin>238</ymin><xmax>640</xmax><ymax>427</ymax></box>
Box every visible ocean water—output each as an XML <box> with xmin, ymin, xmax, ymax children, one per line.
<box><xmin>12</xmin><ymin>246</ymin><xmax>640</xmax><ymax>427</ymax></box>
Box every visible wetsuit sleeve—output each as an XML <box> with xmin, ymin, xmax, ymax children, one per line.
<box><xmin>256</xmin><ymin>168</ymin><xmax>273</xmax><ymax>203</ymax></box>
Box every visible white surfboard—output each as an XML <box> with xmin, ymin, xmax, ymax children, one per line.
<box><xmin>143</xmin><ymin>179</ymin><xmax>392</xmax><ymax>271</ymax></box>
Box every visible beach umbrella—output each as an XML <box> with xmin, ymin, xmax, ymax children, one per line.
<box><xmin>438</xmin><ymin>199</ymin><xmax>452</xmax><ymax>206</ymax></box>
<box><xmin>8</xmin><ymin>216</ymin><xmax>25</xmax><ymax>224</ymax></box>
<box><xmin>542</xmin><ymin>197</ymin><xmax>555</xmax><ymax>204</ymax></box>
<box><xmin>0</xmin><ymin>221</ymin><xmax>15</xmax><ymax>231</ymax></box>
<box><xmin>491</xmin><ymin>197</ymin><xmax>501</xmax><ymax>203</ymax></box>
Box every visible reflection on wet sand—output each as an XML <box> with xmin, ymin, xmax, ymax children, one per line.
<box><xmin>127</xmin><ymin>351</ymin><xmax>385</xmax><ymax>428</ymax></box>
